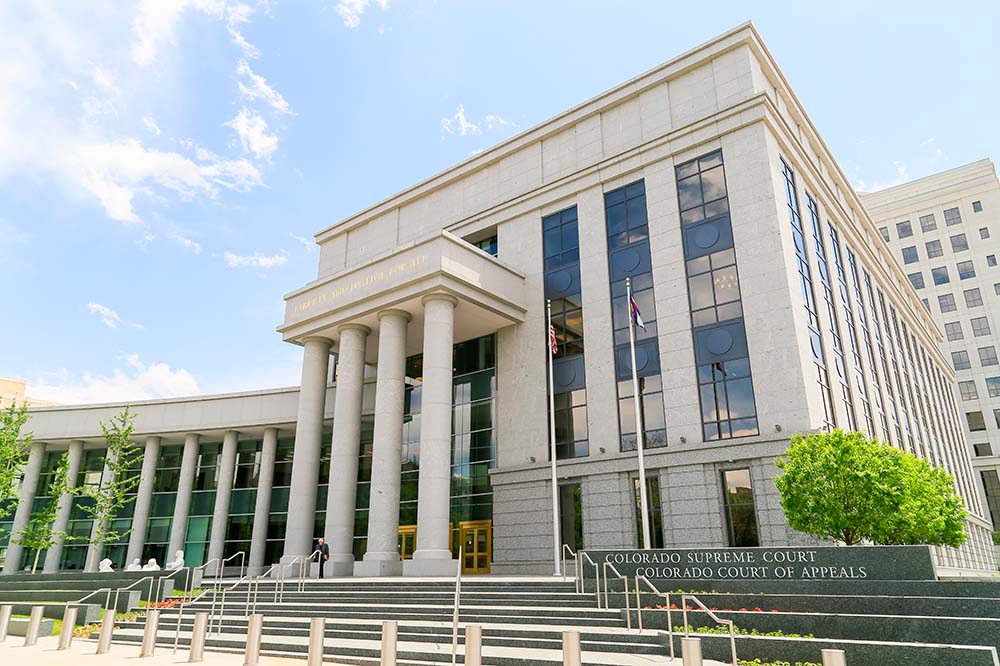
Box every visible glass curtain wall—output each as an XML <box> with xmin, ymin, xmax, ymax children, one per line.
<box><xmin>184</xmin><ymin>441</ymin><xmax>220</xmax><ymax>566</ymax></box>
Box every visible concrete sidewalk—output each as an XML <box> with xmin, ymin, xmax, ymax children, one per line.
<box><xmin>0</xmin><ymin>635</ymin><xmax>337</xmax><ymax>665</ymax></box>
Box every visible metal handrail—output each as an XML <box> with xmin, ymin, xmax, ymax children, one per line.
<box><xmin>561</xmin><ymin>544</ymin><xmax>576</xmax><ymax>587</ymax></box>
<box><xmin>112</xmin><ymin>575</ymin><xmax>155</xmax><ymax>613</ymax></box>
<box><xmin>450</xmin><ymin>545</ymin><xmax>463</xmax><ymax>666</ymax></box>
<box><xmin>220</xmin><ymin>551</ymin><xmax>247</xmax><ymax>581</ymax></box>
<box><xmin>211</xmin><ymin>573</ymin><xmax>256</xmax><ymax>636</ymax></box>
<box><xmin>681</xmin><ymin>593</ymin><xmax>737</xmax><ymax>666</ymax></box>
<box><xmin>600</xmin><ymin>562</ymin><xmax>631</xmax><ymax>629</ymax></box>
<box><xmin>635</xmin><ymin>575</ymin><xmax>674</xmax><ymax>661</ymax></box>
<box><xmin>173</xmin><ymin>571</ymin><xmax>216</xmax><ymax>654</ymax></box>
<box><xmin>70</xmin><ymin>586</ymin><xmax>112</xmax><ymax>611</ymax></box>
<box><xmin>153</xmin><ymin>567</ymin><xmax>186</xmax><ymax>602</ymax></box>
<box><xmin>578</xmin><ymin>551</ymin><xmax>600</xmax><ymax>605</ymax></box>
<box><xmin>285</xmin><ymin>550</ymin><xmax>321</xmax><ymax>594</ymax></box>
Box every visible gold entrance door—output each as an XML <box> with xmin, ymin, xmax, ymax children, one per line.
<box><xmin>399</xmin><ymin>525</ymin><xmax>417</xmax><ymax>560</ymax></box>
<box><xmin>459</xmin><ymin>520</ymin><xmax>491</xmax><ymax>574</ymax></box>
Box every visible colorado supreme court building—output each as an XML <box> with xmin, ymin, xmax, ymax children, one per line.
<box><xmin>6</xmin><ymin>24</ymin><xmax>995</xmax><ymax>576</ymax></box>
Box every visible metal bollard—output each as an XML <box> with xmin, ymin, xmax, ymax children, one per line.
<box><xmin>465</xmin><ymin>624</ymin><xmax>482</xmax><ymax>666</ymax></box>
<box><xmin>140</xmin><ymin>609</ymin><xmax>161</xmax><ymax>657</ymax></box>
<box><xmin>380</xmin><ymin>620</ymin><xmax>397</xmax><ymax>666</ymax></box>
<box><xmin>562</xmin><ymin>630</ymin><xmax>581</xmax><ymax>666</ymax></box>
<box><xmin>0</xmin><ymin>605</ymin><xmax>12</xmax><ymax>641</ymax></box>
<box><xmin>23</xmin><ymin>606</ymin><xmax>44</xmax><ymax>647</ymax></box>
<box><xmin>307</xmin><ymin>617</ymin><xmax>325</xmax><ymax>666</ymax></box>
<box><xmin>58</xmin><ymin>606</ymin><xmax>78</xmax><ymax>650</ymax></box>
<box><xmin>681</xmin><ymin>636</ymin><xmax>703</xmax><ymax>666</ymax></box>
<box><xmin>189</xmin><ymin>612</ymin><xmax>209</xmax><ymax>663</ymax></box>
<box><xmin>244</xmin><ymin>613</ymin><xmax>264</xmax><ymax>666</ymax></box>
<box><xmin>96</xmin><ymin>607</ymin><xmax>115</xmax><ymax>654</ymax></box>
<box><xmin>822</xmin><ymin>648</ymin><xmax>848</xmax><ymax>666</ymax></box>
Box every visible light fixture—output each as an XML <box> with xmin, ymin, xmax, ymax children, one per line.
<box><xmin>599</xmin><ymin>447</ymin><xmax>606</xmax><ymax>454</ymax></box>
<box><xmin>679</xmin><ymin>436</ymin><xmax>687</xmax><ymax>444</ymax></box>
<box><xmin>775</xmin><ymin>424</ymin><xmax>783</xmax><ymax>432</ymax></box>
<box><xmin>529</xmin><ymin>456</ymin><xmax>536</xmax><ymax>463</ymax></box>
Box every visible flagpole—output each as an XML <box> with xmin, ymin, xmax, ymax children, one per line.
<box><xmin>547</xmin><ymin>299</ymin><xmax>562</xmax><ymax>575</ymax></box>
<box><xmin>627</xmin><ymin>277</ymin><xmax>652</xmax><ymax>550</ymax></box>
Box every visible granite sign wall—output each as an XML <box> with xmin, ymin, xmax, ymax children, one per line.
<box><xmin>583</xmin><ymin>546</ymin><xmax>937</xmax><ymax>582</ymax></box>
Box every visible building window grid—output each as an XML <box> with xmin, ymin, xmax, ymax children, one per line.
<box><xmin>543</xmin><ymin>206</ymin><xmax>590</xmax><ymax>460</ymax></box>
<box><xmin>979</xmin><ymin>346</ymin><xmax>999</xmax><ymax>367</ymax></box>
<box><xmin>901</xmin><ymin>246</ymin><xmax>919</xmax><ymax>264</ymax></box>
<box><xmin>908</xmin><ymin>272</ymin><xmax>925</xmax><ymax>290</ymax></box>
<box><xmin>866</xmin><ymin>275</ymin><xmax>901</xmax><ymax>444</ymax></box>
<box><xmin>721</xmin><ymin>469</ymin><xmax>760</xmax><ymax>547</ymax></box>
<box><xmin>945</xmin><ymin>321</ymin><xmax>964</xmax><ymax>341</ymax></box>
<box><xmin>939</xmin><ymin>293</ymin><xmax>957</xmax><ymax>313</ymax></box>
<box><xmin>782</xmin><ymin>165</ymin><xmax>835</xmax><ymax>430</ymax></box>
<box><xmin>847</xmin><ymin>248</ymin><xmax>888</xmax><ymax>441</ymax></box>
<box><xmin>829</xmin><ymin>223</ymin><xmax>872</xmax><ymax>435</ymax></box>
<box><xmin>897</xmin><ymin>220</ymin><xmax>913</xmax><ymax>239</ymax></box>
<box><xmin>944</xmin><ymin>207</ymin><xmax>963</xmax><ymax>227</ymax></box>
<box><xmin>919</xmin><ymin>214</ymin><xmax>937</xmax><ymax>232</ymax></box>
<box><xmin>810</xmin><ymin>197</ymin><xmax>856</xmax><ymax>430</ymax></box>
<box><xmin>931</xmin><ymin>266</ymin><xmax>950</xmax><ymax>285</ymax></box>
<box><xmin>986</xmin><ymin>377</ymin><xmax>1000</xmax><ymax>398</ymax></box>
<box><xmin>880</xmin><ymin>296</ymin><xmax>911</xmax><ymax>448</ymax></box>
<box><xmin>966</xmin><ymin>288</ymin><xmax>984</xmax><ymax>308</ymax></box>
<box><xmin>971</xmin><ymin>316</ymin><xmax>991</xmax><ymax>337</ymax></box>
<box><xmin>959</xmin><ymin>380</ymin><xmax>979</xmax><ymax>401</ymax></box>
<box><xmin>958</xmin><ymin>261</ymin><xmax>976</xmax><ymax>280</ymax></box>
<box><xmin>981</xmin><ymin>471</ymin><xmax>1000</xmax><ymax>530</ymax></box>
<box><xmin>676</xmin><ymin>150</ymin><xmax>759</xmax><ymax>441</ymax></box>
<box><xmin>604</xmin><ymin>180</ymin><xmax>668</xmax><ymax>452</ymax></box>
<box><xmin>951</xmin><ymin>233</ymin><xmax>969</xmax><ymax>253</ymax></box>
<box><xmin>926</xmin><ymin>240</ymin><xmax>943</xmax><ymax>259</ymax></box>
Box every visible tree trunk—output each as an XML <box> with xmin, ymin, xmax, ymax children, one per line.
<box><xmin>31</xmin><ymin>549</ymin><xmax>40</xmax><ymax>574</ymax></box>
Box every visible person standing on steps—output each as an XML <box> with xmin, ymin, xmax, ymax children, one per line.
<box><xmin>315</xmin><ymin>537</ymin><xmax>330</xmax><ymax>578</ymax></box>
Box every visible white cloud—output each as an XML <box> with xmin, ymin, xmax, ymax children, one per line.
<box><xmin>87</xmin><ymin>302</ymin><xmax>144</xmax><ymax>329</ymax></box>
<box><xmin>483</xmin><ymin>114</ymin><xmax>516</xmax><ymax>131</ymax></box>
<box><xmin>440</xmin><ymin>104</ymin><xmax>481</xmax><ymax>136</ymax></box>
<box><xmin>854</xmin><ymin>161</ymin><xmax>910</xmax><ymax>193</ymax></box>
<box><xmin>237</xmin><ymin>60</ymin><xmax>292</xmax><ymax>115</ymax></box>
<box><xmin>143</xmin><ymin>116</ymin><xmax>161</xmax><ymax>135</ymax></box>
<box><xmin>441</xmin><ymin>105</ymin><xmax>517</xmax><ymax>138</ymax></box>
<box><xmin>335</xmin><ymin>0</ymin><xmax>389</xmax><ymax>28</ymax></box>
<box><xmin>289</xmin><ymin>231</ymin><xmax>315</xmax><ymax>252</ymax></box>
<box><xmin>74</xmin><ymin>138</ymin><xmax>264</xmax><ymax>222</ymax></box>
<box><xmin>226</xmin><ymin>107</ymin><xmax>278</xmax><ymax>160</ymax></box>
<box><xmin>30</xmin><ymin>353</ymin><xmax>201</xmax><ymax>404</ymax></box>
<box><xmin>224</xmin><ymin>3</ymin><xmax>261</xmax><ymax>59</ymax></box>
<box><xmin>168</xmin><ymin>231</ymin><xmax>202</xmax><ymax>253</ymax></box>
<box><xmin>224</xmin><ymin>250</ymin><xmax>287</xmax><ymax>268</ymax></box>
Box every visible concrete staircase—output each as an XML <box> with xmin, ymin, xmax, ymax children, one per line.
<box><xmin>104</xmin><ymin>577</ymin><xmax>707</xmax><ymax>665</ymax></box>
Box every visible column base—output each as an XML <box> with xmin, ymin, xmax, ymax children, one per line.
<box><xmin>403</xmin><ymin>558</ymin><xmax>458</xmax><ymax>576</ymax></box>
<box><xmin>330</xmin><ymin>555</ymin><xmax>355</xmax><ymax>577</ymax></box>
<box><xmin>354</xmin><ymin>557</ymin><xmax>403</xmax><ymax>577</ymax></box>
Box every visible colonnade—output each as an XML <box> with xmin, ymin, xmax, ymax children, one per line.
<box><xmin>282</xmin><ymin>293</ymin><xmax>458</xmax><ymax>576</ymax></box>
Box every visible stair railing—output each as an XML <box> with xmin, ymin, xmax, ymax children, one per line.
<box><xmin>600</xmin><ymin>562</ymin><xmax>631</xmax><ymax>629</ymax></box>
<box><xmin>112</xmin><ymin>575</ymin><xmax>154</xmax><ymax>613</ymax></box>
<box><xmin>681</xmin><ymin>593</ymin><xmax>737</xmax><ymax>666</ymax></box>
<box><xmin>635</xmin><ymin>574</ymin><xmax>673</xmax><ymax>661</ymax></box>
<box><xmin>211</xmin><ymin>573</ymin><xmax>257</xmax><ymax>636</ymax></box>
<box><xmin>172</xmin><ymin>580</ymin><xmax>216</xmax><ymax>654</ymax></box>
<box><xmin>577</xmin><ymin>551</ymin><xmax>600</xmax><ymax>605</ymax></box>
<box><xmin>153</xmin><ymin>568</ymin><xmax>186</xmax><ymax>603</ymax></box>
<box><xmin>70</xmin><ymin>587</ymin><xmax>113</xmax><ymax>612</ymax></box>
<box><xmin>561</xmin><ymin>544</ymin><xmax>576</xmax><ymax>586</ymax></box>
<box><xmin>450</xmin><ymin>545</ymin><xmax>463</xmax><ymax>666</ymax></box>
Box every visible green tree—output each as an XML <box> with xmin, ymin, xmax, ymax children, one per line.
<box><xmin>13</xmin><ymin>453</ymin><xmax>72</xmax><ymax>573</ymax></box>
<box><xmin>774</xmin><ymin>429</ymin><xmax>967</xmax><ymax>547</ymax></box>
<box><xmin>74</xmin><ymin>406</ymin><xmax>143</xmax><ymax>570</ymax></box>
<box><xmin>0</xmin><ymin>401</ymin><xmax>34</xmax><ymax>538</ymax></box>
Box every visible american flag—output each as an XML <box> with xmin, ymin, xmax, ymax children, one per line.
<box><xmin>549</xmin><ymin>324</ymin><xmax>558</xmax><ymax>356</ymax></box>
<box><xmin>629</xmin><ymin>293</ymin><xmax>646</xmax><ymax>331</ymax></box>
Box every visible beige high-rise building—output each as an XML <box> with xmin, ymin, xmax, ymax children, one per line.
<box><xmin>863</xmin><ymin>160</ymin><xmax>1000</xmax><ymax>534</ymax></box>
<box><xmin>0</xmin><ymin>377</ymin><xmax>58</xmax><ymax>408</ymax></box>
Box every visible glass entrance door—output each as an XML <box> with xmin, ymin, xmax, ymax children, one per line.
<box><xmin>398</xmin><ymin>525</ymin><xmax>417</xmax><ymax>560</ymax></box>
<box><xmin>459</xmin><ymin>520</ymin><xmax>491</xmax><ymax>574</ymax></box>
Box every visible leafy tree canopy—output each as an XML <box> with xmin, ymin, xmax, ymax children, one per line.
<box><xmin>775</xmin><ymin>429</ymin><xmax>967</xmax><ymax>547</ymax></box>
<box><xmin>0</xmin><ymin>401</ymin><xmax>34</xmax><ymax>531</ymax></box>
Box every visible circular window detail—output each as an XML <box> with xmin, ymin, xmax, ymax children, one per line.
<box><xmin>705</xmin><ymin>328</ymin><xmax>734</xmax><ymax>356</ymax></box>
<box><xmin>555</xmin><ymin>364</ymin><xmax>577</xmax><ymax>388</ymax></box>
<box><xmin>618</xmin><ymin>248</ymin><xmax>641</xmax><ymax>273</ymax></box>
<box><xmin>548</xmin><ymin>271</ymin><xmax>572</xmax><ymax>294</ymax></box>
<box><xmin>694</xmin><ymin>223</ymin><xmax>721</xmax><ymax>250</ymax></box>
<box><xmin>635</xmin><ymin>347</ymin><xmax>650</xmax><ymax>372</ymax></box>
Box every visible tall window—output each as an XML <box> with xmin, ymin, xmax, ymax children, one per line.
<box><xmin>184</xmin><ymin>441</ymin><xmax>221</xmax><ymax>567</ymax></box>
<box><xmin>605</xmin><ymin>181</ymin><xmax>666</xmax><ymax>451</ymax></box>
<box><xmin>676</xmin><ymin>150</ymin><xmax>758</xmax><ymax>441</ymax></box>
<box><xmin>981</xmin><ymin>471</ymin><xmax>1000</xmax><ymax>528</ymax></box>
<box><xmin>543</xmin><ymin>207</ymin><xmax>589</xmax><ymax>459</ymax></box>
<box><xmin>848</xmin><ymin>247</ymin><xmax>888</xmax><ymax>441</ymax></box>
<box><xmin>829</xmin><ymin>224</ymin><xmax>871</xmax><ymax>434</ymax></box>
<box><xmin>266</xmin><ymin>437</ymin><xmax>296</xmax><ymax>564</ymax></box>
<box><xmin>633</xmin><ymin>476</ymin><xmax>664</xmax><ymax>549</ymax></box>
<box><xmin>811</xmin><ymin>196</ymin><xmax>854</xmax><ymax>429</ymax></box>
<box><xmin>781</xmin><ymin>162</ymin><xmax>835</xmax><ymax>429</ymax></box>
<box><xmin>224</xmin><ymin>439</ymin><xmax>264</xmax><ymax>560</ymax></box>
<box><xmin>721</xmin><ymin>469</ymin><xmax>759</xmax><ymax>547</ymax></box>
<box><xmin>143</xmin><ymin>445</ymin><xmax>184</xmax><ymax>566</ymax></box>
<box><xmin>60</xmin><ymin>450</ymin><xmax>106</xmax><ymax>570</ymax></box>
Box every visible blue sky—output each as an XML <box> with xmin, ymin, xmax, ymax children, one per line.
<box><xmin>3</xmin><ymin>1</ymin><xmax>998</xmax><ymax>404</ymax></box>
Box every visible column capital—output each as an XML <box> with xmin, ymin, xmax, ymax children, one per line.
<box><xmin>377</xmin><ymin>308</ymin><xmax>412</xmax><ymax>323</ymax></box>
<box><xmin>421</xmin><ymin>293</ymin><xmax>459</xmax><ymax>307</ymax></box>
<box><xmin>144</xmin><ymin>435</ymin><xmax>161</xmax><ymax>446</ymax></box>
<box><xmin>302</xmin><ymin>335</ymin><xmax>334</xmax><ymax>349</ymax></box>
<box><xmin>337</xmin><ymin>323</ymin><xmax>372</xmax><ymax>336</ymax></box>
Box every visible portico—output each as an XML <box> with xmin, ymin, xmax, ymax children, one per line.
<box><xmin>278</xmin><ymin>230</ymin><xmax>526</xmax><ymax>575</ymax></box>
